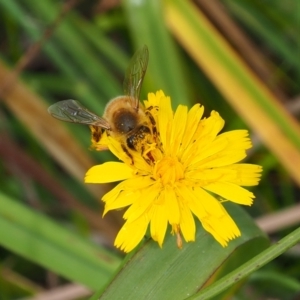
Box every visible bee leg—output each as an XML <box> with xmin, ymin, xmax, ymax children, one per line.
<box><xmin>140</xmin><ymin>146</ymin><xmax>152</xmax><ymax>165</ymax></box>
<box><xmin>141</xmin><ymin>144</ymin><xmax>156</xmax><ymax>165</ymax></box>
<box><xmin>121</xmin><ymin>144</ymin><xmax>134</xmax><ymax>165</ymax></box>
<box><xmin>145</xmin><ymin>108</ymin><xmax>161</xmax><ymax>148</ymax></box>
<box><xmin>146</xmin><ymin>151</ymin><xmax>154</xmax><ymax>164</ymax></box>
<box><xmin>145</xmin><ymin>109</ymin><xmax>156</xmax><ymax>128</ymax></box>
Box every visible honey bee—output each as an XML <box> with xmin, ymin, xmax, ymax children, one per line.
<box><xmin>48</xmin><ymin>45</ymin><xmax>158</xmax><ymax>164</ymax></box>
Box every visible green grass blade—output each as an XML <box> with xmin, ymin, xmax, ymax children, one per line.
<box><xmin>190</xmin><ymin>226</ymin><xmax>300</xmax><ymax>299</ymax></box>
<box><xmin>0</xmin><ymin>0</ymin><xmax>105</xmax><ymax>107</ymax></box>
<box><xmin>71</xmin><ymin>13</ymin><xmax>128</xmax><ymax>71</ymax></box>
<box><xmin>23</xmin><ymin>0</ymin><xmax>122</xmax><ymax>100</ymax></box>
<box><xmin>225</xmin><ymin>0</ymin><xmax>300</xmax><ymax>82</ymax></box>
<box><xmin>0</xmin><ymin>192</ymin><xmax>121</xmax><ymax>289</ymax></box>
<box><xmin>123</xmin><ymin>0</ymin><xmax>190</xmax><ymax>107</ymax></box>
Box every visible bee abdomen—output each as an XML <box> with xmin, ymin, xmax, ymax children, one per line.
<box><xmin>90</xmin><ymin>125</ymin><xmax>102</xmax><ymax>143</ymax></box>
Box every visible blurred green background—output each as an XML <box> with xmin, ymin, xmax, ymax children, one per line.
<box><xmin>0</xmin><ymin>0</ymin><xmax>299</xmax><ymax>299</ymax></box>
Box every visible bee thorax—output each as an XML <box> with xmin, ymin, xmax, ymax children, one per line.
<box><xmin>114</xmin><ymin>109</ymin><xmax>138</xmax><ymax>134</ymax></box>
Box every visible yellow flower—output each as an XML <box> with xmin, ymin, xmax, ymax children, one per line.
<box><xmin>85</xmin><ymin>90</ymin><xmax>262</xmax><ymax>252</ymax></box>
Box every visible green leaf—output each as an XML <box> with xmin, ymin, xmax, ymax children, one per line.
<box><xmin>123</xmin><ymin>0</ymin><xmax>191</xmax><ymax>107</ymax></box>
<box><xmin>22</xmin><ymin>0</ymin><xmax>123</xmax><ymax>104</ymax></box>
<box><xmin>91</xmin><ymin>203</ymin><xmax>269</xmax><ymax>299</ymax></box>
<box><xmin>224</xmin><ymin>0</ymin><xmax>300</xmax><ymax>83</ymax></box>
<box><xmin>190</xmin><ymin>225</ymin><xmax>300</xmax><ymax>299</ymax></box>
<box><xmin>0</xmin><ymin>192</ymin><xmax>121</xmax><ymax>290</ymax></box>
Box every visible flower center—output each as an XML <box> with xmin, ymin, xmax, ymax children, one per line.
<box><xmin>154</xmin><ymin>157</ymin><xmax>184</xmax><ymax>185</ymax></box>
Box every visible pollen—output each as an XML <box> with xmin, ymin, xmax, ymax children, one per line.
<box><xmin>154</xmin><ymin>157</ymin><xmax>184</xmax><ymax>185</ymax></box>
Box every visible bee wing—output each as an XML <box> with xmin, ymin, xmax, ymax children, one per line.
<box><xmin>48</xmin><ymin>100</ymin><xmax>110</xmax><ymax>129</ymax></box>
<box><xmin>123</xmin><ymin>45</ymin><xmax>149</xmax><ymax>110</ymax></box>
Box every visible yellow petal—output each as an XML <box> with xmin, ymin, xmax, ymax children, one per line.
<box><xmin>190</xmin><ymin>135</ymin><xmax>228</xmax><ymax>164</ymax></box>
<box><xmin>180</xmin><ymin>104</ymin><xmax>204</xmax><ymax>152</ymax></box>
<box><xmin>118</xmin><ymin>175</ymin><xmax>156</xmax><ymax>190</ymax></box>
<box><xmin>123</xmin><ymin>185</ymin><xmax>160</xmax><ymax>222</ymax></box>
<box><xmin>187</xmin><ymin>167</ymin><xmax>234</xmax><ymax>183</ymax></box>
<box><xmin>164</xmin><ymin>186</ymin><xmax>180</xmax><ymax>225</ymax></box>
<box><xmin>193</xmin><ymin>187</ymin><xmax>226</xmax><ymax>217</ymax></box>
<box><xmin>195</xmin><ymin>130</ymin><xmax>249</xmax><ymax>160</ymax></box>
<box><xmin>102</xmin><ymin>184</ymin><xmax>122</xmax><ymax>203</ymax></box>
<box><xmin>188</xmin><ymin>164</ymin><xmax>262</xmax><ymax>187</ymax></box>
<box><xmin>104</xmin><ymin>189</ymin><xmax>142</xmax><ymax>215</ymax></box>
<box><xmin>144</xmin><ymin>90</ymin><xmax>163</xmax><ymax>108</ymax></box>
<box><xmin>85</xmin><ymin>162</ymin><xmax>133</xmax><ymax>183</ymax></box>
<box><xmin>201</xmin><ymin>208</ymin><xmax>241</xmax><ymax>247</ymax></box>
<box><xmin>102</xmin><ymin>176</ymin><xmax>154</xmax><ymax>208</ymax></box>
<box><xmin>192</xmin><ymin>151</ymin><xmax>248</xmax><ymax>169</ymax></box>
<box><xmin>197</xmin><ymin>111</ymin><xmax>225</xmax><ymax>146</ymax></box>
<box><xmin>158</xmin><ymin>94</ymin><xmax>173</xmax><ymax>151</ymax></box>
<box><xmin>203</xmin><ymin>182</ymin><xmax>255</xmax><ymax>206</ymax></box>
<box><xmin>181</xmin><ymin>111</ymin><xmax>224</xmax><ymax>166</ymax></box>
<box><xmin>221</xmin><ymin>164</ymin><xmax>263</xmax><ymax>186</ymax></box>
<box><xmin>189</xmin><ymin>131</ymin><xmax>250</xmax><ymax>168</ymax></box>
<box><xmin>170</xmin><ymin>105</ymin><xmax>188</xmax><ymax>156</ymax></box>
<box><xmin>114</xmin><ymin>215</ymin><xmax>149</xmax><ymax>252</ymax></box>
<box><xmin>129</xmin><ymin>151</ymin><xmax>152</xmax><ymax>173</ymax></box>
<box><xmin>104</xmin><ymin>177</ymin><xmax>157</xmax><ymax>216</ymax></box>
<box><xmin>110</xmin><ymin>140</ymin><xmax>133</xmax><ymax>165</ymax></box>
<box><xmin>217</xmin><ymin>130</ymin><xmax>252</xmax><ymax>151</ymax></box>
<box><xmin>150</xmin><ymin>204</ymin><xmax>168</xmax><ymax>247</ymax></box>
<box><xmin>175</xmin><ymin>183</ymin><xmax>207</xmax><ymax>220</ymax></box>
<box><xmin>179</xmin><ymin>201</ymin><xmax>195</xmax><ymax>242</ymax></box>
